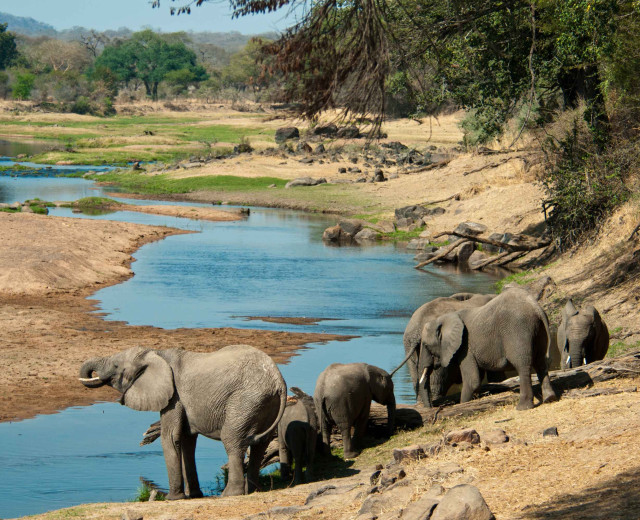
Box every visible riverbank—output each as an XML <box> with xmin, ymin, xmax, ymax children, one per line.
<box><xmin>0</xmin><ymin>212</ymin><xmax>349</xmax><ymax>422</ymax></box>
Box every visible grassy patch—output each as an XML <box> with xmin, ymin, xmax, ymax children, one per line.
<box><xmin>88</xmin><ymin>172</ymin><xmax>289</xmax><ymax>194</ymax></box>
<box><xmin>133</xmin><ymin>483</ymin><xmax>165</xmax><ymax>502</ymax></box>
<box><xmin>494</xmin><ymin>270</ymin><xmax>537</xmax><ymax>293</ymax></box>
<box><xmin>73</xmin><ymin>197</ymin><xmax>121</xmax><ymax>208</ymax></box>
<box><xmin>607</xmin><ymin>340</ymin><xmax>640</xmax><ymax>358</ymax></box>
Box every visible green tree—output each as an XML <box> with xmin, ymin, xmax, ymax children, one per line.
<box><xmin>94</xmin><ymin>29</ymin><xmax>208</xmax><ymax>100</ymax></box>
<box><xmin>0</xmin><ymin>23</ymin><xmax>18</xmax><ymax>70</ymax></box>
<box><xmin>12</xmin><ymin>72</ymin><xmax>35</xmax><ymax>100</ymax></box>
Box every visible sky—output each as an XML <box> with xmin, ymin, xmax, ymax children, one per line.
<box><xmin>0</xmin><ymin>0</ymin><xmax>301</xmax><ymax>35</ymax></box>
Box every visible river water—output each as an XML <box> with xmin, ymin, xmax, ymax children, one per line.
<box><xmin>0</xmin><ymin>160</ymin><xmax>498</xmax><ymax>518</ymax></box>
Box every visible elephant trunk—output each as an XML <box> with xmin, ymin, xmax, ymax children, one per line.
<box><xmin>386</xmin><ymin>397</ymin><xmax>396</xmax><ymax>435</ymax></box>
<box><xmin>79</xmin><ymin>357</ymin><xmax>109</xmax><ymax>388</ymax></box>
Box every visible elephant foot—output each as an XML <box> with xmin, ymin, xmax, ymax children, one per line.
<box><xmin>516</xmin><ymin>400</ymin><xmax>534</xmax><ymax>411</ymax></box>
<box><xmin>166</xmin><ymin>491</ymin><xmax>188</xmax><ymax>500</ymax></box>
<box><xmin>543</xmin><ymin>392</ymin><xmax>558</xmax><ymax>404</ymax></box>
<box><xmin>343</xmin><ymin>450</ymin><xmax>360</xmax><ymax>460</ymax></box>
<box><xmin>187</xmin><ymin>490</ymin><xmax>204</xmax><ymax>499</ymax></box>
<box><xmin>221</xmin><ymin>483</ymin><xmax>245</xmax><ymax>497</ymax></box>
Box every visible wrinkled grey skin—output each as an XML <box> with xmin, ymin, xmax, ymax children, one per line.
<box><xmin>399</xmin><ymin>293</ymin><xmax>495</xmax><ymax>407</ymax></box>
<box><xmin>558</xmin><ymin>299</ymin><xmax>609</xmax><ymax>369</ymax></box>
<box><xmin>79</xmin><ymin>344</ymin><xmax>286</xmax><ymax>499</ymax></box>
<box><xmin>278</xmin><ymin>387</ymin><xmax>318</xmax><ymax>485</ymax></box>
<box><xmin>314</xmin><ymin>363</ymin><xmax>395</xmax><ymax>459</ymax></box>
<box><xmin>420</xmin><ymin>288</ymin><xmax>557</xmax><ymax>410</ymax></box>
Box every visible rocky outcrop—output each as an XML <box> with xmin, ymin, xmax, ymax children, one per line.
<box><xmin>285</xmin><ymin>177</ymin><xmax>327</xmax><ymax>188</ymax></box>
<box><xmin>275</xmin><ymin>127</ymin><xmax>300</xmax><ymax>143</ymax></box>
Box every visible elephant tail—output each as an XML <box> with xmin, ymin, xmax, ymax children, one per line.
<box><xmin>247</xmin><ymin>367</ymin><xmax>287</xmax><ymax>447</ymax></box>
<box><xmin>531</xmin><ymin>296</ymin><xmax>552</xmax><ymax>358</ymax></box>
<box><xmin>390</xmin><ymin>343</ymin><xmax>418</xmax><ymax>377</ymax></box>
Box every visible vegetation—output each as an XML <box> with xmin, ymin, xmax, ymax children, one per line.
<box><xmin>133</xmin><ymin>483</ymin><xmax>165</xmax><ymax>502</ymax></box>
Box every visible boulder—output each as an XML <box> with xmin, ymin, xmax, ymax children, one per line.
<box><xmin>338</xmin><ymin>167</ymin><xmax>347</xmax><ymax>173</ymax></box>
<box><xmin>455</xmin><ymin>241</ymin><xmax>475</xmax><ymax>264</ymax></box>
<box><xmin>21</xmin><ymin>205</ymin><xmax>33</xmax><ymax>213</ymax></box>
<box><xmin>285</xmin><ymin>177</ymin><xmax>327</xmax><ymax>188</ymax></box>
<box><xmin>424</xmin><ymin>207</ymin><xmax>446</xmax><ymax>216</ymax></box>
<box><xmin>355</xmin><ymin>228</ymin><xmax>380</xmax><ymax>242</ymax></box>
<box><xmin>313</xmin><ymin>123</ymin><xmax>338</xmax><ymax>136</ymax></box>
<box><xmin>337</xmin><ymin>126</ymin><xmax>361</xmax><ymax>139</ymax></box>
<box><xmin>444</xmin><ymin>429</ymin><xmax>481</xmax><ymax>445</ymax></box>
<box><xmin>374</xmin><ymin>169</ymin><xmax>386</xmax><ymax>182</ymax></box>
<box><xmin>400</xmin><ymin>495</ymin><xmax>440</xmax><ymax>520</ymax></box>
<box><xmin>322</xmin><ymin>225</ymin><xmax>347</xmax><ymax>243</ymax></box>
<box><xmin>467</xmin><ymin>250</ymin><xmax>489</xmax><ymax>269</ymax></box>
<box><xmin>406</xmin><ymin>238</ymin><xmax>432</xmax><ymax>251</ymax></box>
<box><xmin>395</xmin><ymin>205</ymin><xmax>429</xmax><ymax>221</ymax></box>
<box><xmin>453</xmin><ymin>222</ymin><xmax>488</xmax><ymax>236</ymax></box>
<box><xmin>315</xmin><ymin>143</ymin><xmax>326</xmax><ymax>154</ymax></box>
<box><xmin>430</xmin><ymin>485</ymin><xmax>495</xmax><ymax>520</ymax></box>
<box><xmin>543</xmin><ymin>427</ymin><xmax>559</xmax><ymax>437</ymax></box>
<box><xmin>370</xmin><ymin>220</ymin><xmax>396</xmax><ymax>234</ymax></box>
<box><xmin>359</xmin><ymin>480</ymin><xmax>414</xmax><ymax>516</ymax></box>
<box><xmin>275</xmin><ymin>126</ymin><xmax>300</xmax><ymax>143</ymax></box>
<box><xmin>299</xmin><ymin>157</ymin><xmax>314</xmax><ymax>164</ymax></box>
<box><xmin>382</xmin><ymin>141</ymin><xmax>409</xmax><ymax>152</ymax></box>
<box><xmin>484</xmin><ymin>232</ymin><xmax>516</xmax><ymax>253</ymax></box>
<box><xmin>339</xmin><ymin>219</ymin><xmax>364</xmax><ymax>237</ymax></box>
<box><xmin>393</xmin><ymin>445</ymin><xmax>425</xmax><ymax>463</ymax></box>
<box><xmin>395</xmin><ymin>217</ymin><xmax>415</xmax><ymax>230</ymax></box>
<box><xmin>297</xmin><ymin>141</ymin><xmax>313</xmax><ymax>154</ymax></box>
<box><xmin>414</xmin><ymin>252</ymin><xmax>435</xmax><ymax>263</ymax></box>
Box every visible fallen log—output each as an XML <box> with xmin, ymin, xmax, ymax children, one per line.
<box><xmin>409</xmin><ymin>158</ymin><xmax>452</xmax><ymax>174</ymax></box>
<box><xmin>430</xmin><ymin>230</ymin><xmax>551</xmax><ymax>253</ymax></box>
<box><xmin>462</xmin><ymin>156</ymin><xmax>524</xmax><ymax>176</ymax></box>
<box><xmin>420</xmin><ymin>193</ymin><xmax>460</xmax><ymax>206</ymax></box>
<box><xmin>414</xmin><ymin>238</ymin><xmax>467</xmax><ymax>269</ymax></box>
<box><xmin>469</xmin><ymin>251</ymin><xmax>512</xmax><ymax>271</ymax></box>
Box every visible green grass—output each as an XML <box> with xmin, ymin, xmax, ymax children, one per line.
<box><xmin>494</xmin><ymin>269</ymin><xmax>537</xmax><ymax>293</ymax></box>
<box><xmin>133</xmin><ymin>483</ymin><xmax>166</xmax><ymax>502</ymax></box>
<box><xmin>87</xmin><ymin>172</ymin><xmax>289</xmax><ymax>194</ymax></box>
<box><xmin>73</xmin><ymin>197</ymin><xmax>121</xmax><ymax>208</ymax></box>
<box><xmin>607</xmin><ymin>340</ymin><xmax>640</xmax><ymax>358</ymax></box>
<box><xmin>381</xmin><ymin>226</ymin><xmax>427</xmax><ymax>241</ymax></box>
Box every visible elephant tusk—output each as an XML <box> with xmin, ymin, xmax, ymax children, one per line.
<box><xmin>566</xmin><ymin>355</ymin><xmax>571</xmax><ymax>367</ymax></box>
<box><xmin>419</xmin><ymin>367</ymin><xmax>428</xmax><ymax>385</ymax></box>
<box><xmin>79</xmin><ymin>376</ymin><xmax>101</xmax><ymax>383</ymax></box>
<box><xmin>583</xmin><ymin>358</ymin><xmax>587</xmax><ymax>365</ymax></box>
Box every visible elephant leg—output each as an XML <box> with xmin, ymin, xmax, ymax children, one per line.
<box><xmin>341</xmin><ymin>423</ymin><xmax>357</xmax><ymax>459</ymax></box>
<box><xmin>534</xmin><ymin>355</ymin><xmax>558</xmax><ymax>404</ymax></box>
<box><xmin>181</xmin><ymin>432</ymin><xmax>202</xmax><ymax>499</ymax></box>
<box><xmin>515</xmin><ymin>365</ymin><xmax>534</xmax><ymax>410</ymax></box>
<box><xmin>459</xmin><ymin>359</ymin><xmax>481</xmax><ymax>404</ymax></box>
<box><xmin>320</xmin><ymin>416</ymin><xmax>332</xmax><ymax>455</ymax></box>
<box><xmin>305</xmin><ymin>431</ymin><xmax>316</xmax><ymax>483</ymax></box>
<box><xmin>279</xmin><ymin>443</ymin><xmax>291</xmax><ymax>482</ymax></box>
<box><xmin>161</xmin><ymin>408</ymin><xmax>187</xmax><ymax>500</ymax></box>
<box><xmin>221</xmin><ymin>445</ymin><xmax>246</xmax><ymax>497</ymax></box>
<box><xmin>292</xmin><ymin>441</ymin><xmax>304</xmax><ymax>485</ymax></box>
<box><xmin>352</xmin><ymin>402</ymin><xmax>371</xmax><ymax>454</ymax></box>
<box><xmin>246</xmin><ymin>438</ymin><xmax>269</xmax><ymax>494</ymax></box>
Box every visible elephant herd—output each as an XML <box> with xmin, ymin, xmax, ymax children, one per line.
<box><xmin>78</xmin><ymin>287</ymin><xmax>609</xmax><ymax>499</ymax></box>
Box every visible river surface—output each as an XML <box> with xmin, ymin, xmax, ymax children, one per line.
<box><xmin>0</xmin><ymin>160</ymin><xmax>498</xmax><ymax>518</ymax></box>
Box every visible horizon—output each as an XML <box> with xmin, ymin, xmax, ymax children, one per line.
<box><xmin>0</xmin><ymin>0</ymin><xmax>300</xmax><ymax>35</ymax></box>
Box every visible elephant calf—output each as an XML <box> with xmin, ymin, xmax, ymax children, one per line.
<box><xmin>79</xmin><ymin>344</ymin><xmax>287</xmax><ymax>499</ymax></box>
<box><xmin>314</xmin><ymin>363</ymin><xmax>395</xmax><ymax>459</ymax></box>
<box><xmin>278</xmin><ymin>387</ymin><xmax>318</xmax><ymax>485</ymax></box>
<box><xmin>558</xmin><ymin>299</ymin><xmax>609</xmax><ymax>368</ymax></box>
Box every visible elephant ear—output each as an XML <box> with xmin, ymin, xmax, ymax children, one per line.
<box><xmin>439</xmin><ymin>313</ymin><xmax>465</xmax><ymax>368</ymax></box>
<box><xmin>123</xmin><ymin>350</ymin><xmax>174</xmax><ymax>412</ymax></box>
<box><xmin>588</xmin><ymin>306</ymin><xmax>610</xmax><ymax>360</ymax></box>
<box><xmin>562</xmin><ymin>299</ymin><xmax>579</xmax><ymax>324</ymax></box>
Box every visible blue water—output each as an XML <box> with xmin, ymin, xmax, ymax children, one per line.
<box><xmin>0</xmin><ymin>161</ymin><xmax>498</xmax><ymax>518</ymax></box>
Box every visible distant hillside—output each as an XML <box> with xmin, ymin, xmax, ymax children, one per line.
<box><xmin>0</xmin><ymin>11</ymin><xmax>278</xmax><ymax>53</ymax></box>
<box><xmin>0</xmin><ymin>12</ymin><xmax>56</xmax><ymax>36</ymax></box>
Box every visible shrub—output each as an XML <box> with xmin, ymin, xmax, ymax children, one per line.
<box><xmin>70</xmin><ymin>96</ymin><xmax>91</xmax><ymax>115</ymax></box>
<box><xmin>12</xmin><ymin>72</ymin><xmax>35</xmax><ymax>100</ymax></box>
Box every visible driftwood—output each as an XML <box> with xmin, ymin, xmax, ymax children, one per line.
<box><xmin>431</xmin><ymin>230</ymin><xmax>551</xmax><ymax>253</ymax></box>
<box><xmin>414</xmin><ymin>238</ymin><xmax>467</xmax><ymax>269</ymax></box>
<box><xmin>462</xmin><ymin>156</ymin><xmax>524</xmax><ymax>176</ymax></box>
<box><xmin>369</xmin><ymin>350</ymin><xmax>640</xmax><ymax>429</ymax></box>
<box><xmin>420</xmin><ymin>193</ymin><xmax>460</xmax><ymax>206</ymax></box>
<box><xmin>469</xmin><ymin>251</ymin><xmax>512</xmax><ymax>271</ymax></box>
<box><xmin>409</xmin><ymin>159</ymin><xmax>452</xmax><ymax>174</ymax></box>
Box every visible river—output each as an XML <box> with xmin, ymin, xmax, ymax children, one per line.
<box><xmin>0</xmin><ymin>159</ymin><xmax>498</xmax><ymax>518</ymax></box>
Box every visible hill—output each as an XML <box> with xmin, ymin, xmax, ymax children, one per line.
<box><xmin>0</xmin><ymin>11</ymin><xmax>56</xmax><ymax>36</ymax></box>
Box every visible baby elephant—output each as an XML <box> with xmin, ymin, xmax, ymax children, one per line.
<box><xmin>558</xmin><ymin>299</ymin><xmax>609</xmax><ymax>368</ymax></box>
<box><xmin>278</xmin><ymin>387</ymin><xmax>318</xmax><ymax>485</ymax></box>
<box><xmin>314</xmin><ymin>363</ymin><xmax>395</xmax><ymax>459</ymax></box>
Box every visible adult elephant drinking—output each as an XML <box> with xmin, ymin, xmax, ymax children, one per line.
<box><xmin>395</xmin><ymin>293</ymin><xmax>495</xmax><ymax>406</ymax></box>
<box><xmin>79</xmin><ymin>344</ymin><xmax>287</xmax><ymax>499</ymax></box>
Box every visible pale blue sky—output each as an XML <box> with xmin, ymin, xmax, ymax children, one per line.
<box><xmin>0</xmin><ymin>0</ymin><xmax>300</xmax><ymax>34</ymax></box>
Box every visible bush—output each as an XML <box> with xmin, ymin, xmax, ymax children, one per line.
<box><xmin>70</xmin><ymin>96</ymin><xmax>91</xmax><ymax>115</ymax></box>
<box><xmin>541</xmin><ymin>106</ymin><xmax>631</xmax><ymax>248</ymax></box>
<box><xmin>12</xmin><ymin>72</ymin><xmax>35</xmax><ymax>100</ymax></box>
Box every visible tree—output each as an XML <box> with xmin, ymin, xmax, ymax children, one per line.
<box><xmin>94</xmin><ymin>29</ymin><xmax>208</xmax><ymax>100</ymax></box>
<box><xmin>222</xmin><ymin>39</ymin><xmax>271</xmax><ymax>91</ymax></box>
<box><xmin>0</xmin><ymin>23</ymin><xmax>18</xmax><ymax>70</ymax></box>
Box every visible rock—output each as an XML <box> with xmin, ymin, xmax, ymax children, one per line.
<box><xmin>350</xmin><ymin>167</ymin><xmax>362</xmax><ymax>173</ymax></box>
<box><xmin>369</xmin><ymin>221</ymin><xmax>396</xmax><ymax>234</ymax></box>
<box><xmin>275</xmin><ymin>126</ymin><xmax>300</xmax><ymax>143</ymax></box>
<box><xmin>21</xmin><ymin>205</ymin><xmax>33</xmax><ymax>213</ymax></box>
<box><xmin>374</xmin><ymin>169</ymin><xmax>386</xmax><ymax>182</ymax></box>
<box><xmin>359</xmin><ymin>481</ymin><xmax>414</xmax><ymax>516</ymax></box>
<box><xmin>337</xmin><ymin>126</ymin><xmax>361</xmax><ymax>139</ymax></box>
<box><xmin>313</xmin><ymin>123</ymin><xmax>338</xmax><ymax>136</ymax></box>
<box><xmin>393</xmin><ymin>445</ymin><xmax>425</xmax><ymax>463</ymax></box>
<box><xmin>382</xmin><ymin>141</ymin><xmax>409</xmax><ymax>152</ymax></box>
<box><xmin>444</xmin><ymin>429</ymin><xmax>481</xmax><ymax>445</ymax></box>
<box><xmin>0</xmin><ymin>203</ymin><xmax>9</xmax><ymax>209</ymax></box>
<box><xmin>268</xmin><ymin>183</ymin><xmax>277</xmax><ymax>188</ymax></box>
<box><xmin>543</xmin><ymin>427</ymin><xmax>559</xmax><ymax>437</ymax></box>
<box><xmin>305</xmin><ymin>485</ymin><xmax>338</xmax><ymax>504</ymax></box>
<box><xmin>339</xmin><ymin>219</ymin><xmax>364</xmax><ymax>237</ymax></box>
<box><xmin>315</xmin><ymin>143</ymin><xmax>326</xmax><ymax>154</ymax></box>
<box><xmin>132</xmin><ymin>161</ymin><xmax>142</xmax><ymax>170</ymax></box>
<box><xmin>400</xmin><ymin>495</ymin><xmax>440</xmax><ymax>520</ymax></box>
<box><xmin>395</xmin><ymin>205</ymin><xmax>429</xmax><ymax>221</ymax></box>
<box><xmin>338</xmin><ymin>167</ymin><xmax>347</xmax><ymax>173</ymax></box>
<box><xmin>395</xmin><ymin>217</ymin><xmax>415</xmax><ymax>230</ymax></box>
<box><xmin>467</xmin><ymin>250</ymin><xmax>489</xmax><ymax>269</ymax></box>
<box><xmin>455</xmin><ymin>242</ymin><xmax>476</xmax><ymax>264</ymax></box>
<box><xmin>355</xmin><ymin>177</ymin><xmax>367</xmax><ymax>183</ymax></box>
<box><xmin>453</xmin><ymin>221</ymin><xmax>487</xmax><ymax>237</ymax></box>
<box><xmin>388</xmin><ymin>173</ymin><xmax>399</xmax><ymax>180</ymax></box>
<box><xmin>425</xmin><ymin>207</ymin><xmax>446</xmax><ymax>216</ymax></box>
<box><xmin>406</xmin><ymin>238</ymin><xmax>432</xmax><ymax>251</ymax></box>
<box><xmin>297</xmin><ymin>141</ymin><xmax>313</xmax><ymax>154</ymax></box>
<box><xmin>349</xmin><ymin>155</ymin><xmax>359</xmax><ymax>164</ymax></box>
<box><xmin>285</xmin><ymin>177</ymin><xmax>327</xmax><ymax>188</ymax></box>
<box><xmin>121</xmin><ymin>511</ymin><xmax>143</xmax><ymax>520</ymax></box>
<box><xmin>481</xmin><ymin>429</ymin><xmax>509</xmax><ymax>444</ymax></box>
<box><xmin>355</xmin><ymin>228</ymin><xmax>380</xmax><ymax>241</ymax></box>
<box><xmin>484</xmin><ymin>232</ymin><xmax>515</xmax><ymax>253</ymax></box>
<box><xmin>414</xmin><ymin>252</ymin><xmax>435</xmax><ymax>263</ymax></box>
<box><xmin>323</xmin><ymin>225</ymin><xmax>345</xmax><ymax>243</ymax></box>
<box><xmin>430</xmin><ymin>485</ymin><xmax>495</xmax><ymax>520</ymax></box>
<box><xmin>419</xmin><ymin>230</ymin><xmax>431</xmax><ymax>239</ymax></box>
<box><xmin>379</xmin><ymin>467</ymin><xmax>406</xmax><ymax>489</ymax></box>
<box><xmin>9</xmin><ymin>202</ymin><xmax>21</xmax><ymax>210</ymax></box>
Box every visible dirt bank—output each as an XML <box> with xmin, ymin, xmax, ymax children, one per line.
<box><xmin>0</xmin><ymin>213</ymin><xmax>349</xmax><ymax>422</ymax></box>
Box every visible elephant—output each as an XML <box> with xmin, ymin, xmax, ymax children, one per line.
<box><xmin>278</xmin><ymin>387</ymin><xmax>318</xmax><ymax>485</ymax></box>
<box><xmin>79</xmin><ymin>344</ymin><xmax>287</xmax><ymax>499</ymax></box>
<box><xmin>314</xmin><ymin>363</ymin><xmax>395</xmax><ymax>459</ymax></box>
<box><xmin>396</xmin><ymin>293</ymin><xmax>495</xmax><ymax>406</ymax></box>
<box><xmin>419</xmin><ymin>287</ymin><xmax>557</xmax><ymax>410</ymax></box>
<box><xmin>558</xmin><ymin>299</ymin><xmax>609</xmax><ymax>369</ymax></box>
